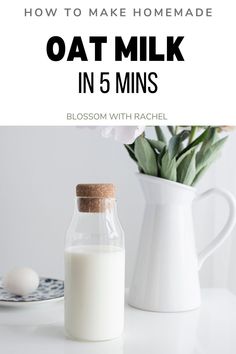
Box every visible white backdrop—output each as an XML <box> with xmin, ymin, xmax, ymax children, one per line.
<box><xmin>0</xmin><ymin>127</ymin><xmax>235</xmax><ymax>291</ymax></box>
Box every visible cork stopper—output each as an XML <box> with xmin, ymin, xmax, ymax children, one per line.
<box><xmin>76</xmin><ymin>184</ymin><xmax>116</xmax><ymax>213</ymax></box>
<box><xmin>76</xmin><ymin>184</ymin><xmax>115</xmax><ymax>198</ymax></box>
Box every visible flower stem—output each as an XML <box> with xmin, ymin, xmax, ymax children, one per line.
<box><xmin>188</xmin><ymin>126</ymin><xmax>197</xmax><ymax>144</ymax></box>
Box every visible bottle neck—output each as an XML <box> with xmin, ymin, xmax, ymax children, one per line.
<box><xmin>73</xmin><ymin>197</ymin><xmax>120</xmax><ymax>238</ymax></box>
<box><xmin>66</xmin><ymin>197</ymin><xmax>124</xmax><ymax>249</ymax></box>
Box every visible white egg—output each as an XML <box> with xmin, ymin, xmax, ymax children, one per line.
<box><xmin>3</xmin><ymin>267</ymin><xmax>40</xmax><ymax>296</ymax></box>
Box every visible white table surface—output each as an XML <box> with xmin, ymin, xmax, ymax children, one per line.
<box><xmin>0</xmin><ymin>289</ymin><xmax>236</xmax><ymax>354</ymax></box>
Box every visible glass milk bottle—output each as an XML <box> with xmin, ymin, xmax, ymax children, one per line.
<box><xmin>64</xmin><ymin>184</ymin><xmax>125</xmax><ymax>341</ymax></box>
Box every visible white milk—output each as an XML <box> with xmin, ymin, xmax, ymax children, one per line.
<box><xmin>64</xmin><ymin>245</ymin><xmax>125</xmax><ymax>341</ymax></box>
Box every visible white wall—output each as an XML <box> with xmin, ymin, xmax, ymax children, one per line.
<box><xmin>0</xmin><ymin>127</ymin><xmax>235</xmax><ymax>289</ymax></box>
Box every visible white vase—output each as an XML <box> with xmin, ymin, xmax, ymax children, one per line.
<box><xmin>129</xmin><ymin>174</ymin><xmax>236</xmax><ymax>312</ymax></box>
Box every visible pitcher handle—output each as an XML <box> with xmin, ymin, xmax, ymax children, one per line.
<box><xmin>197</xmin><ymin>188</ymin><xmax>236</xmax><ymax>270</ymax></box>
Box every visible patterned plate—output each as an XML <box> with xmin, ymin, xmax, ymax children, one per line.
<box><xmin>0</xmin><ymin>277</ymin><xmax>64</xmax><ymax>307</ymax></box>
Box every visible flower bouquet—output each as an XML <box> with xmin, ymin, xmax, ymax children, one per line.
<box><xmin>126</xmin><ymin>126</ymin><xmax>232</xmax><ymax>186</ymax></box>
<box><xmin>97</xmin><ymin>126</ymin><xmax>231</xmax><ymax>186</ymax></box>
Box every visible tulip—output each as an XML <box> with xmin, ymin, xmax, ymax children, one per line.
<box><xmin>85</xmin><ymin>126</ymin><xmax>145</xmax><ymax>144</ymax></box>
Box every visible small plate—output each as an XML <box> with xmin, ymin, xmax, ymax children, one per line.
<box><xmin>0</xmin><ymin>277</ymin><xmax>64</xmax><ymax>307</ymax></box>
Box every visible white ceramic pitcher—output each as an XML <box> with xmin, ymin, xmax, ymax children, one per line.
<box><xmin>129</xmin><ymin>174</ymin><xmax>236</xmax><ymax>312</ymax></box>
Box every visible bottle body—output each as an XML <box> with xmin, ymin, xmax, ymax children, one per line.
<box><xmin>64</xmin><ymin>195</ymin><xmax>125</xmax><ymax>341</ymax></box>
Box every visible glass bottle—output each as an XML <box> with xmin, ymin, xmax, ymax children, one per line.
<box><xmin>64</xmin><ymin>184</ymin><xmax>125</xmax><ymax>341</ymax></box>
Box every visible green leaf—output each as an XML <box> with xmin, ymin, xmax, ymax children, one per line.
<box><xmin>155</xmin><ymin>126</ymin><xmax>166</xmax><ymax>144</ymax></box>
<box><xmin>196</xmin><ymin>136</ymin><xmax>228</xmax><ymax>173</ymax></box>
<box><xmin>178</xmin><ymin>126</ymin><xmax>211</xmax><ymax>158</ymax></box>
<box><xmin>160</xmin><ymin>151</ymin><xmax>177</xmax><ymax>182</ymax></box>
<box><xmin>134</xmin><ymin>136</ymin><xmax>158</xmax><ymax>176</ymax></box>
<box><xmin>168</xmin><ymin>130</ymin><xmax>190</xmax><ymax>159</ymax></box>
<box><xmin>188</xmin><ymin>126</ymin><xmax>198</xmax><ymax>144</ymax></box>
<box><xmin>167</xmin><ymin>126</ymin><xmax>175</xmax><ymax>135</ymax></box>
<box><xmin>177</xmin><ymin>150</ymin><xmax>196</xmax><ymax>185</ymax></box>
<box><xmin>176</xmin><ymin>145</ymin><xmax>198</xmax><ymax>167</ymax></box>
<box><xmin>157</xmin><ymin>146</ymin><xmax>166</xmax><ymax>171</ymax></box>
<box><xmin>192</xmin><ymin>166</ymin><xmax>208</xmax><ymax>186</ymax></box>
<box><xmin>199</xmin><ymin>127</ymin><xmax>218</xmax><ymax>155</ymax></box>
<box><xmin>159</xmin><ymin>145</ymin><xmax>166</xmax><ymax>160</ymax></box>
<box><xmin>147</xmin><ymin>139</ymin><xmax>165</xmax><ymax>152</ymax></box>
<box><xmin>124</xmin><ymin>144</ymin><xmax>138</xmax><ymax>163</ymax></box>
